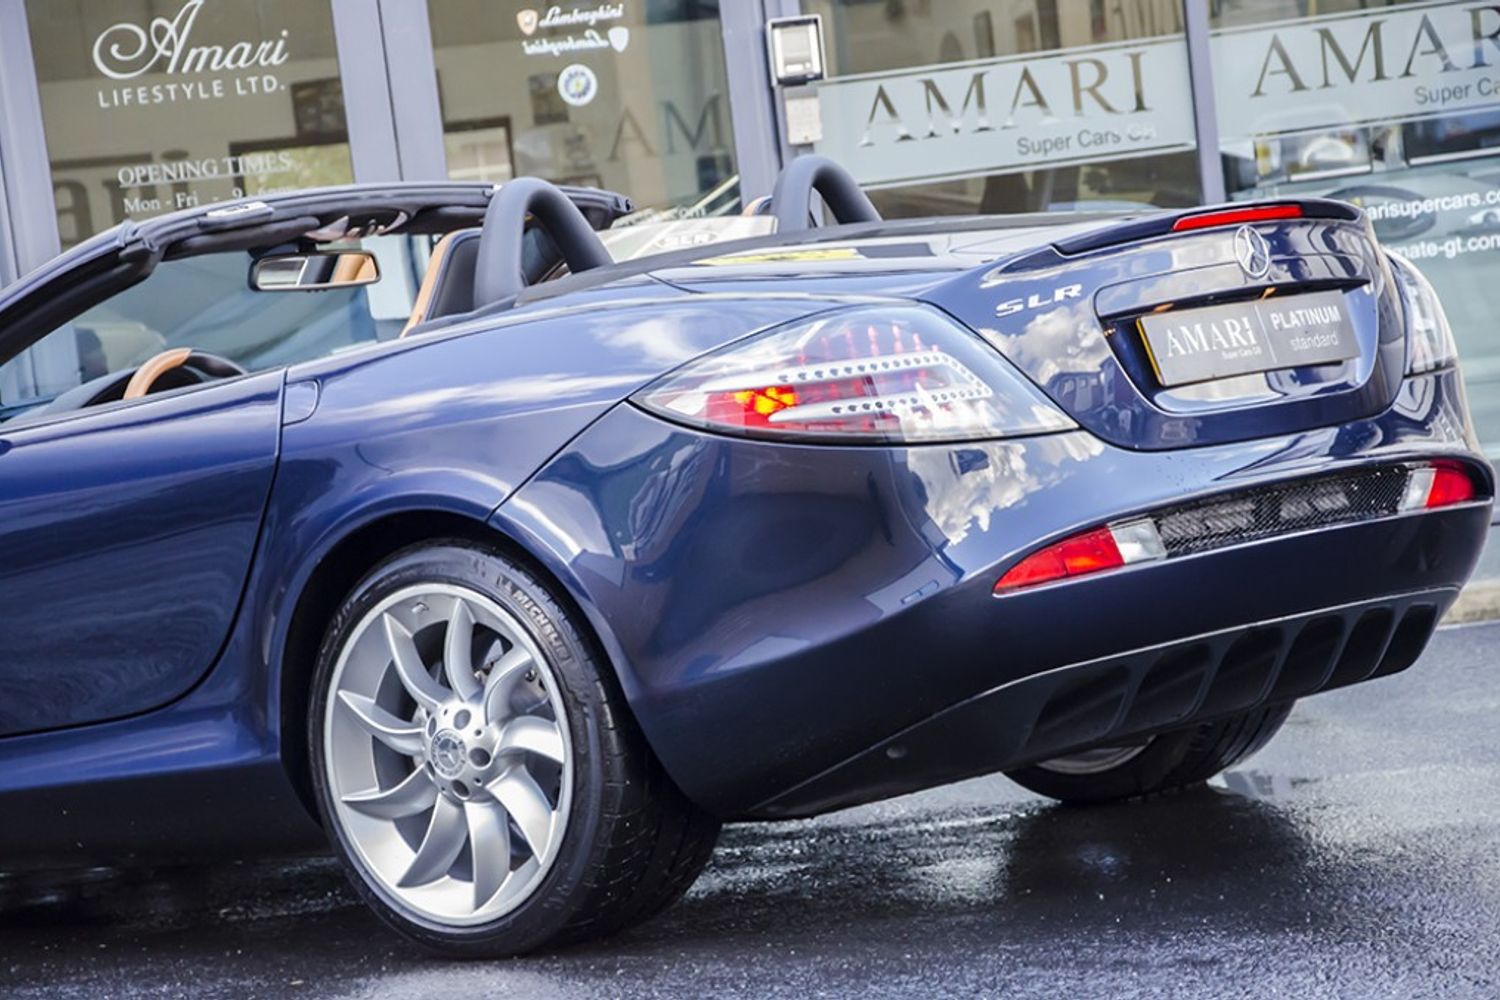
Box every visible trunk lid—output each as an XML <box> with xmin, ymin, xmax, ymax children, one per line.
<box><xmin>922</xmin><ymin>200</ymin><xmax>1406</xmax><ymax>450</ymax></box>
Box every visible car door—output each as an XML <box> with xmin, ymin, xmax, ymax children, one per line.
<box><xmin>0</xmin><ymin>183</ymin><xmax>630</xmax><ymax>738</ymax></box>
<box><xmin>0</xmin><ymin>233</ymin><xmax>299</xmax><ymax>738</ymax></box>
<box><xmin>0</xmin><ymin>366</ymin><xmax>285</xmax><ymax>737</ymax></box>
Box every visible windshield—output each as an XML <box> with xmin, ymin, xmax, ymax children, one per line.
<box><xmin>613</xmin><ymin>174</ymin><xmax>745</xmax><ymax>227</ymax></box>
<box><xmin>595</xmin><ymin>174</ymin><xmax>775</xmax><ymax>261</ymax></box>
<box><xmin>0</xmin><ymin>234</ymin><xmax>427</xmax><ymax>416</ymax></box>
<box><xmin>600</xmin><ymin>216</ymin><xmax>776</xmax><ymax>262</ymax></box>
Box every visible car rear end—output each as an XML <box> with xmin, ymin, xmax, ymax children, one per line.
<box><xmin>496</xmin><ymin>199</ymin><xmax>1491</xmax><ymax>819</ymax></box>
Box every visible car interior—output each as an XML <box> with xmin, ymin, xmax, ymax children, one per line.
<box><xmin>0</xmin><ymin>158</ymin><xmax>885</xmax><ymax>426</ymax></box>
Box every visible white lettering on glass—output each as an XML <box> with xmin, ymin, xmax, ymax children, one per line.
<box><xmin>813</xmin><ymin>39</ymin><xmax>1195</xmax><ymax>188</ymax></box>
<box><xmin>1213</xmin><ymin>2</ymin><xmax>1500</xmax><ymax>142</ymax></box>
<box><xmin>92</xmin><ymin>0</ymin><xmax>290</xmax><ymax>81</ymax></box>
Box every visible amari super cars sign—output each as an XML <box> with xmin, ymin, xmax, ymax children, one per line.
<box><xmin>1212</xmin><ymin>1</ymin><xmax>1500</xmax><ymax>145</ymax></box>
<box><xmin>812</xmin><ymin>37</ymin><xmax>1197</xmax><ymax>187</ymax></box>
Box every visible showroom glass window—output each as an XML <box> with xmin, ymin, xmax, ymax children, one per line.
<box><xmin>24</xmin><ymin>0</ymin><xmax>354</xmax><ymax>248</ymax></box>
<box><xmin>426</xmin><ymin>0</ymin><xmax>739</xmax><ymax>217</ymax></box>
<box><xmin>1211</xmin><ymin>0</ymin><xmax>1500</xmax><ymax>455</ymax></box>
<box><xmin>802</xmin><ymin>0</ymin><xmax>1201</xmax><ymax>217</ymax></box>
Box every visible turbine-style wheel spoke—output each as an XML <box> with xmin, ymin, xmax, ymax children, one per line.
<box><xmin>383</xmin><ymin>614</ymin><xmax>448</xmax><ymax>712</ymax></box>
<box><xmin>342</xmin><ymin>767</ymin><xmax>437</xmax><ymax>820</ymax></box>
<box><xmin>337</xmin><ymin>691</ymin><xmax>425</xmax><ymax>756</ymax></box>
<box><xmin>398</xmin><ymin>796</ymin><xmax>468</xmax><ymax>888</ymax></box>
<box><xmin>328</xmin><ymin>582</ymin><xmax>572</xmax><ymax>924</ymax></box>
<box><xmin>465</xmin><ymin>799</ymin><xmax>513</xmax><ymax>909</ymax></box>
<box><xmin>482</xmin><ymin>645</ymin><xmax>534</xmax><ymax>723</ymax></box>
<box><xmin>498</xmin><ymin>716</ymin><xmax>566</xmax><ymax>764</ymax></box>
<box><xmin>488</xmin><ymin>769</ymin><xmax>555</xmax><ymax>859</ymax></box>
<box><xmin>443</xmin><ymin>599</ymin><xmax>483</xmax><ymax>703</ymax></box>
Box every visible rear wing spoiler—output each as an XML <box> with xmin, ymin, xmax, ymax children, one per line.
<box><xmin>1052</xmin><ymin>199</ymin><xmax>1365</xmax><ymax>257</ymax></box>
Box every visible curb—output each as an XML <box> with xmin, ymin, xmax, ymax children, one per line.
<box><xmin>1442</xmin><ymin>580</ymin><xmax>1500</xmax><ymax>625</ymax></box>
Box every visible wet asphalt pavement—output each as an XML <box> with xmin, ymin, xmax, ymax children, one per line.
<box><xmin>4</xmin><ymin>621</ymin><xmax>1500</xmax><ymax>999</ymax></box>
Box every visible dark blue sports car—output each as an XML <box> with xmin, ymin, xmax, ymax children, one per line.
<box><xmin>0</xmin><ymin>157</ymin><xmax>1489</xmax><ymax>955</ymax></box>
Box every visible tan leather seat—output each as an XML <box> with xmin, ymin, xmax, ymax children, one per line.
<box><xmin>402</xmin><ymin>229</ymin><xmax>479</xmax><ymax>337</ymax></box>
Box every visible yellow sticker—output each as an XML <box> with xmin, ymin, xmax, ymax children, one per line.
<box><xmin>1136</xmin><ymin>318</ymin><xmax>1166</xmax><ymax>383</ymax></box>
<box><xmin>695</xmin><ymin>247</ymin><xmax>863</xmax><ymax>266</ymax></box>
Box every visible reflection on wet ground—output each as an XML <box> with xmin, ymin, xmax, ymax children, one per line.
<box><xmin>5</xmin><ymin>622</ymin><xmax>1500</xmax><ymax>999</ymax></box>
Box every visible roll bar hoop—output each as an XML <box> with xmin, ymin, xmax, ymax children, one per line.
<box><xmin>474</xmin><ymin>177</ymin><xmax>614</xmax><ymax>307</ymax></box>
<box><xmin>770</xmin><ymin>155</ymin><xmax>883</xmax><ymax>233</ymax></box>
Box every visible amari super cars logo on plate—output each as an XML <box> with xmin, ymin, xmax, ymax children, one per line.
<box><xmin>1139</xmin><ymin>289</ymin><xmax>1358</xmax><ymax>386</ymax></box>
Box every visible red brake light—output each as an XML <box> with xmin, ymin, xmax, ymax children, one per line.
<box><xmin>996</xmin><ymin>519</ymin><xmax>1166</xmax><ymax>595</ymax></box>
<box><xmin>994</xmin><ymin>527</ymin><xmax>1123</xmax><ymax>594</ymax></box>
<box><xmin>1172</xmin><ymin>205</ymin><xmax>1302</xmax><ymax>232</ymax></box>
<box><xmin>994</xmin><ymin>517</ymin><xmax>1179</xmax><ymax>595</ymax></box>
<box><xmin>706</xmin><ymin>386</ymin><xmax>800</xmax><ymax>429</ymax></box>
<box><xmin>1401</xmin><ymin>460</ymin><xmax>1481</xmax><ymax>511</ymax></box>
<box><xmin>1426</xmin><ymin>461</ymin><xmax>1478</xmax><ymax>508</ymax></box>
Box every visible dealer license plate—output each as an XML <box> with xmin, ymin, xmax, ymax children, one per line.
<box><xmin>1138</xmin><ymin>290</ymin><xmax>1358</xmax><ymax>388</ymax></box>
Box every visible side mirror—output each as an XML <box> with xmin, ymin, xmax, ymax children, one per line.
<box><xmin>251</xmin><ymin>250</ymin><xmax>380</xmax><ymax>291</ymax></box>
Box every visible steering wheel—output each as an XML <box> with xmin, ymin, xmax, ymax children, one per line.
<box><xmin>25</xmin><ymin>348</ymin><xmax>249</xmax><ymax>421</ymax></box>
<box><xmin>122</xmin><ymin>348</ymin><xmax>247</xmax><ymax>400</ymax></box>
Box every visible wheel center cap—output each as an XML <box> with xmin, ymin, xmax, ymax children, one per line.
<box><xmin>429</xmin><ymin>729</ymin><xmax>467</xmax><ymax>779</ymax></box>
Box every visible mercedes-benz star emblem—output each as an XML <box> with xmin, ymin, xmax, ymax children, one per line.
<box><xmin>429</xmin><ymin>730</ymin><xmax>467</xmax><ymax>779</ymax></box>
<box><xmin>1234</xmin><ymin>225</ymin><xmax>1272</xmax><ymax>279</ymax></box>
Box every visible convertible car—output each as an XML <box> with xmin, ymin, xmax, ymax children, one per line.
<box><xmin>0</xmin><ymin>157</ymin><xmax>1489</xmax><ymax>955</ymax></box>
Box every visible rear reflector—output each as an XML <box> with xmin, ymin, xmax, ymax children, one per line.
<box><xmin>1401</xmin><ymin>460</ymin><xmax>1479</xmax><ymax>511</ymax></box>
<box><xmin>996</xmin><ymin>461</ymin><xmax>1482</xmax><ymax>597</ymax></box>
<box><xmin>1171</xmin><ymin>204</ymin><xmax>1303</xmax><ymax>232</ymax></box>
<box><xmin>994</xmin><ymin>518</ymin><xmax>1164</xmax><ymax>595</ymax></box>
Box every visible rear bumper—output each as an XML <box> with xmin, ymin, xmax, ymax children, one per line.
<box><xmin>495</xmin><ymin>369</ymin><xmax>1491</xmax><ymax>819</ymax></box>
<box><xmin>756</xmin><ymin>585</ymin><xmax>1456</xmax><ymax>818</ymax></box>
<box><xmin>749</xmin><ymin>499</ymin><xmax>1487</xmax><ymax>817</ymax></box>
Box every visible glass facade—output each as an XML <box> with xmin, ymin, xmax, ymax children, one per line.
<box><xmin>1209</xmin><ymin>0</ymin><xmax>1500</xmax><ymax>453</ymax></box>
<box><xmin>803</xmin><ymin>0</ymin><xmax>1201</xmax><ymax>216</ymax></box>
<box><xmin>426</xmin><ymin>0</ymin><xmax>739</xmax><ymax>217</ymax></box>
<box><xmin>3</xmin><ymin>1</ymin><xmax>1500</xmax><ymax>453</ymax></box>
<box><xmin>25</xmin><ymin>0</ymin><xmax>354</xmax><ymax>248</ymax></box>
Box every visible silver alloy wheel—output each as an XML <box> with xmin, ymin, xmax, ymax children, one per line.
<box><xmin>323</xmin><ymin>583</ymin><xmax>572</xmax><ymax>926</ymax></box>
<box><xmin>1033</xmin><ymin>743</ymin><xmax>1149</xmax><ymax>776</ymax></box>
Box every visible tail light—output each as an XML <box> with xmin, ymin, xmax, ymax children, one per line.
<box><xmin>994</xmin><ymin>518</ymin><xmax>1164</xmax><ymax>595</ymax></box>
<box><xmin>1389</xmin><ymin>252</ymin><xmax>1458</xmax><ymax>375</ymax></box>
<box><xmin>1401</xmin><ymin>460</ymin><xmax>1479</xmax><ymax>510</ymax></box>
<box><xmin>633</xmin><ymin>305</ymin><xmax>1073</xmax><ymax>443</ymax></box>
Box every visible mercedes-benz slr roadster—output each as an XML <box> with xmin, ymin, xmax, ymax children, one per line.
<box><xmin>0</xmin><ymin>157</ymin><xmax>1488</xmax><ymax>955</ymax></box>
